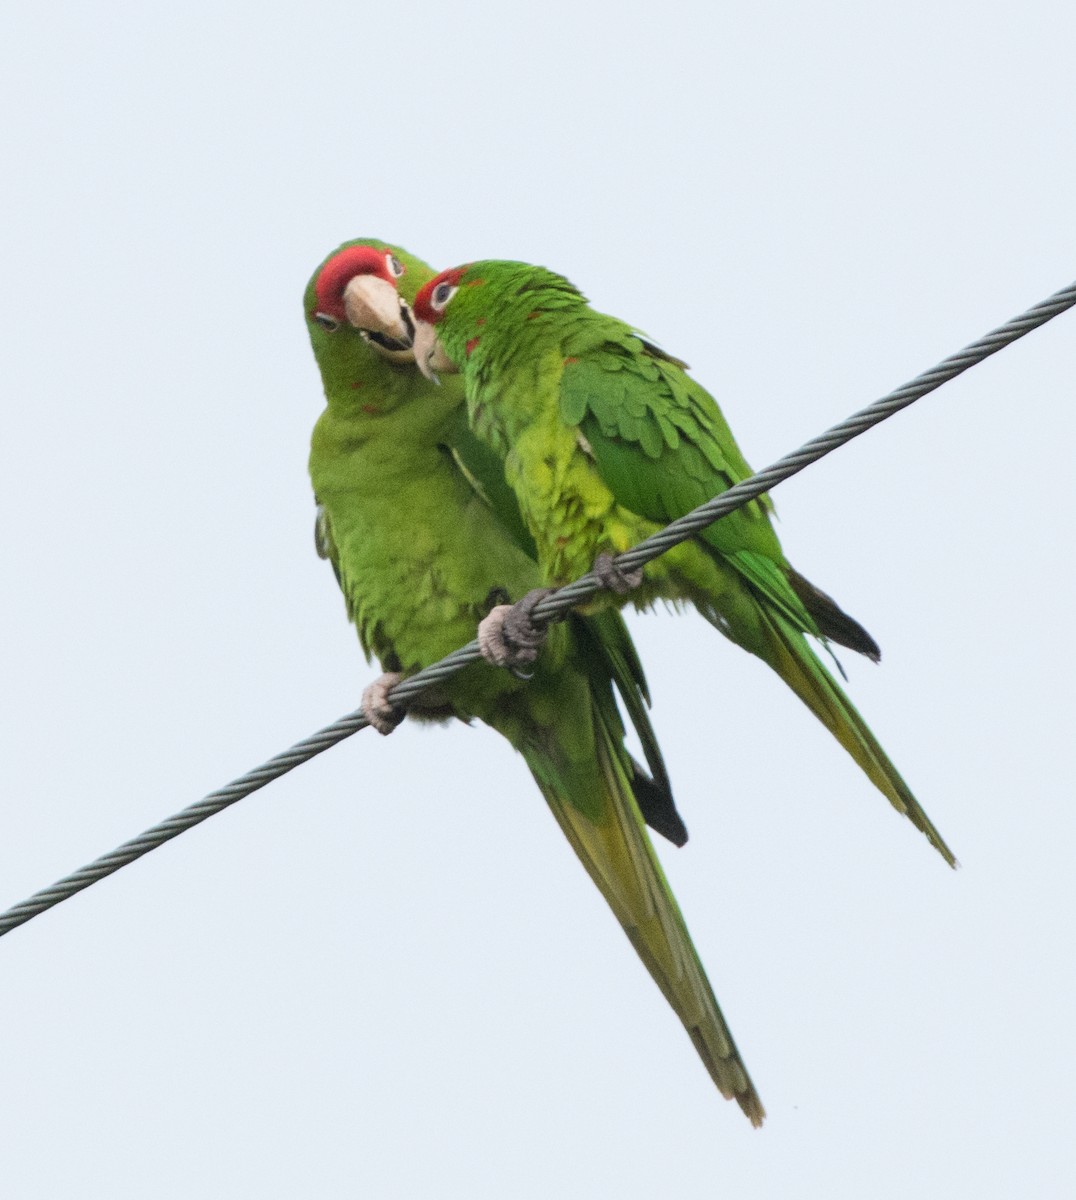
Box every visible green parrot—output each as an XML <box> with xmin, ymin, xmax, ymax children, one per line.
<box><xmin>410</xmin><ymin>260</ymin><xmax>954</xmax><ymax>867</ymax></box>
<box><xmin>305</xmin><ymin>238</ymin><xmax>765</xmax><ymax>1125</ymax></box>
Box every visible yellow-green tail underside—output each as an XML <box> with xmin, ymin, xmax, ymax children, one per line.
<box><xmin>751</xmin><ymin>605</ymin><xmax>957</xmax><ymax>867</ymax></box>
<box><xmin>523</xmin><ymin>703</ymin><xmax>765</xmax><ymax>1126</ymax></box>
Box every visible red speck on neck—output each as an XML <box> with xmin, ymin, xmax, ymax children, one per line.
<box><xmin>563</xmin><ymin>356</ymin><xmax>579</xmax><ymax>365</ymax></box>
<box><xmin>465</xmin><ymin>337</ymin><xmax>480</xmax><ymax>357</ymax></box>
<box><xmin>361</xmin><ymin>403</ymin><xmax>379</xmax><ymax>415</ymax></box>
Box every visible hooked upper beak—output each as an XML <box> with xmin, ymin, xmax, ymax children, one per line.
<box><xmin>413</xmin><ymin>320</ymin><xmax>459</xmax><ymax>384</ymax></box>
<box><xmin>342</xmin><ymin>275</ymin><xmax>413</xmax><ymax>348</ymax></box>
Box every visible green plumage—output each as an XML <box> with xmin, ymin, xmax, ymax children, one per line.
<box><xmin>306</xmin><ymin>240</ymin><xmax>764</xmax><ymax>1124</ymax></box>
<box><xmin>419</xmin><ymin>259</ymin><xmax>954</xmax><ymax>866</ymax></box>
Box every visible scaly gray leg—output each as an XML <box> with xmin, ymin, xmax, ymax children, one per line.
<box><xmin>362</xmin><ymin>671</ymin><xmax>406</xmax><ymax>736</ymax></box>
<box><xmin>477</xmin><ymin>588</ymin><xmax>555</xmax><ymax>671</ymax></box>
<box><xmin>593</xmin><ymin>552</ymin><xmax>643</xmax><ymax>595</ymax></box>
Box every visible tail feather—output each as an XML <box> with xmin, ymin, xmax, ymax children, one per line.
<box><xmin>785</xmin><ymin>566</ymin><xmax>882</xmax><ymax>662</ymax></box>
<box><xmin>628</xmin><ymin>754</ymin><xmax>688</xmax><ymax>848</ymax></box>
<box><xmin>524</xmin><ymin>703</ymin><xmax>765</xmax><ymax>1126</ymax></box>
<box><xmin>573</xmin><ymin>611</ymin><xmax>689</xmax><ymax>847</ymax></box>
<box><xmin>745</xmin><ymin>605</ymin><xmax>956</xmax><ymax>867</ymax></box>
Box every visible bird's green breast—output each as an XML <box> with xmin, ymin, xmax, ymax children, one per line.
<box><xmin>310</xmin><ymin>404</ymin><xmax>541</xmax><ymax>674</ymax></box>
<box><xmin>465</xmin><ymin>346</ymin><xmax>678</xmax><ymax>594</ymax></box>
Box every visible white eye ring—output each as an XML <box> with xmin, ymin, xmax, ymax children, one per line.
<box><xmin>387</xmin><ymin>254</ymin><xmax>405</xmax><ymax>278</ymax></box>
<box><xmin>314</xmin><ymin>312</ymin><xmax>340</xmax><ymax>332</ymax></box>
<box><xmin>431</xmin><ymin>282</ymin><xmax>458</xmax><ymax>311</ymax></box>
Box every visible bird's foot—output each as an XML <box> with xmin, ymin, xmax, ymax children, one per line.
<box><xmin>477</xmin><ymin>588</ymin><xmax>556</xmax><ymax>674</ymax></box>
<box><xmin>593</xmin><ymin>552</ymin><xmax>643</xmax><ymax>596</ymax></box>
<box><xmin>361</xmin><ymin>671</ymin><xmax>406</xmax><ymax>736</ymax></box>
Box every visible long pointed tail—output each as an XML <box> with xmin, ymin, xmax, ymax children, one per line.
<box><xmin>522</xmin><ymin>703</ymin><xmax>765</xmax><ymax>1125</ymax></box>
<box><xmin>735</xmin><ymin>604</ymin><xmax>956</xmax><ymax>866</ymax></box>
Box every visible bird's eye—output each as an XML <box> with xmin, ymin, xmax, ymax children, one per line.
<box><xmin>387</xmin><ymin>254</ymin><xmax>405</xmax><ymax>279</ymax></box>
<box><xmin>314</xmin><ymin>312</ymin><xmax>340</xmax><ymax>332</ymax></box>
<box><xmin>431</xmin><ymin>282</ymin><xmax>458</xmax><ymax>311</ymax></box>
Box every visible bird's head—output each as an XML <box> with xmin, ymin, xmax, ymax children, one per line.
<box><xmin>412</xmin><ymin>260</ymin><xmax>587</xmax><ymax>382</ymax></box>
<box><xmin>411</xmin><ymin>265</ymin><xmax>475</xmax><ymax>383</ymax></box>
<box><xmin>305</xmin><ymin>240</ymin><xmax>422</xmax><ymax>363</ymax></box>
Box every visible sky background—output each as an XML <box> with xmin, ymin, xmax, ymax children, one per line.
<box><xmin>1</xmin><ymin>3</ymin><xmax>1074</xmax><ymax>1197</ymax></box>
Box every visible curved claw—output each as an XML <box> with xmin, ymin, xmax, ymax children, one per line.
<box><xmin>361</xmin><ymin>671</ymin><xmax>406</xmax><ymax>736</ymax></box>
<box><xmin>477</xmin><ymin>588</ymin><xmax>555</xmax><ymax>670</ymax></box>
<box><xmin>593</xmin><ymin>552</ymin><xmax>643</xmax><ymax>596</ymax></box>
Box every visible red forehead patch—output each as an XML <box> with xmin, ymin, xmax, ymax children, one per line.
<box><xmin>314</xmin><ymin>245</ymin><xmax>395</xmax><ymax>320</ymax></box>
<box><xmin>413</xmin><ymin>266</ymin><xmax>470</xmax><ymax>324</ymax></box>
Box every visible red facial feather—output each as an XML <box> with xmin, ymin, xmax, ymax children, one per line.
<box><xmin>412</xmin><ymin>266</ymin><xmax>469</xmax><ymax>324</ymax></box>
<box><xmin>314</xmin><ymin>245</ymin><xmax>396</xmax><ymax>321</ymax></box>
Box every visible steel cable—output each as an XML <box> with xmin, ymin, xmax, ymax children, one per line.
<box><xmin>1</xmin><ymin>278</ymin><xmax>1073</xmax><ymax>938</ymax></box>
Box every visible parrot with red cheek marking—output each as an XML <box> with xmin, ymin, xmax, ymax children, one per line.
<box><xmin>412</xmin><ymin>259</ymin><xmax>954</xmax><ymax>867</ymax></box>
<box><xmin>305</xmin><ymin>239</ymin><xmax>765</xmax><ymax>1125</ymax></box>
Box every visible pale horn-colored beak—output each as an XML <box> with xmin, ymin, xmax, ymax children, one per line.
<box><xmin>413</xmin><ymin>320</ymin><xmax>459</xmax><ymax>384</ymax></box>
<box><xmin>342</xmin><ymin>275</ymin><xmax>411</xmax><ymax>345</ymax></box>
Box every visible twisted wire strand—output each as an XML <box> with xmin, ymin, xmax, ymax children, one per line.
<box><xmin>2</xmin><ymin>278</ymin><xmax>1073</xmax><ymax>939</ymax></box>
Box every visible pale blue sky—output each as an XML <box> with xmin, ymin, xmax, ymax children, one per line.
<box><xmin>1</xmin><ymin>3</ymin><xmax>1074</xmax><ymax>1197</ymax></box>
